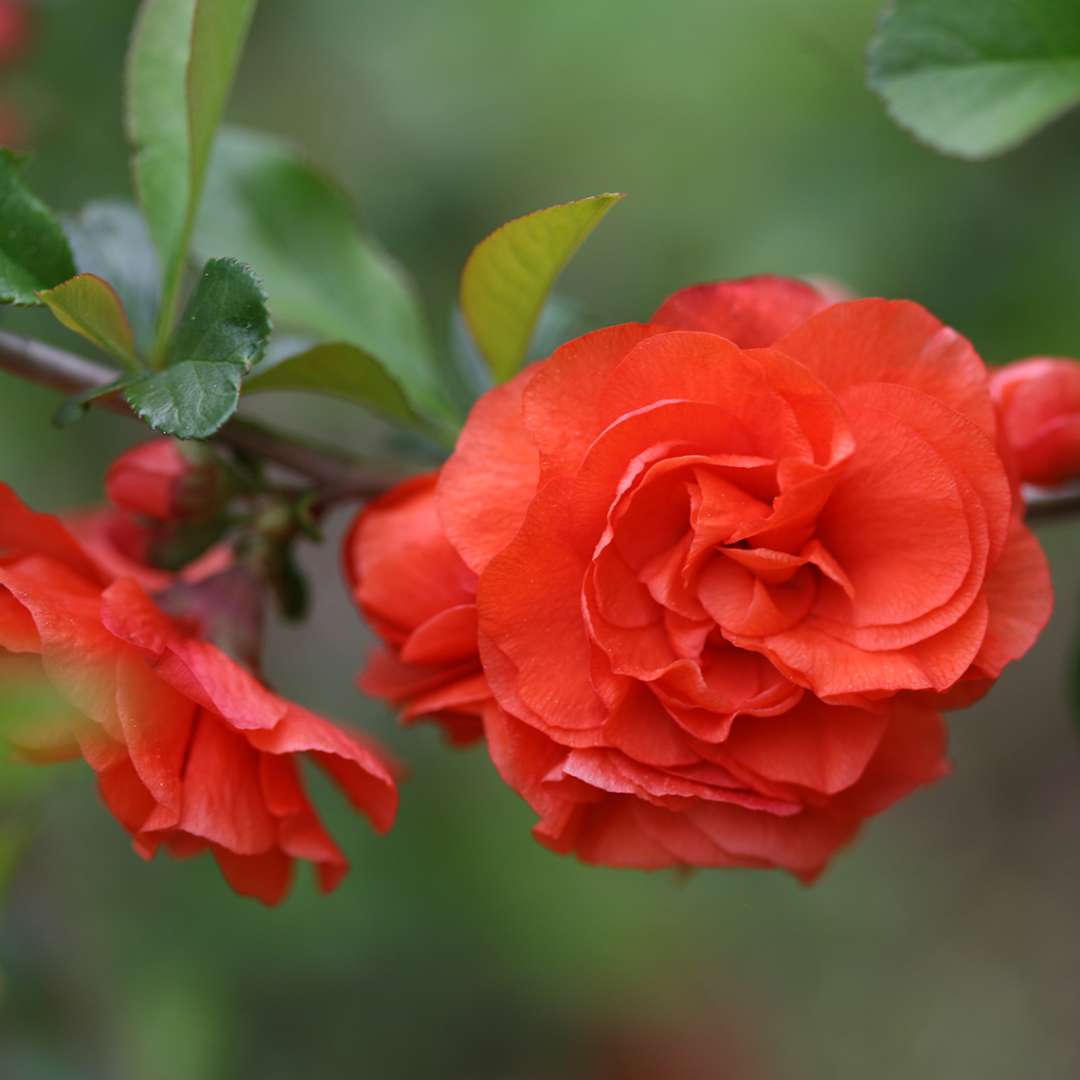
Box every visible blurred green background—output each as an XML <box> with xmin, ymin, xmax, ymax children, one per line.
<box><xmin>1</xmin><ymin>1</ymin><xmax>1079</xmax><ymax>1077</ymax></box>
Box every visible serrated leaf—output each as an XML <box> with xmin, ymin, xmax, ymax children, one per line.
<box><xmin>193</xmin><ymin>127</ymin><xmax>453</xmax><ymax>427</ymax></box>
<box><xmin>38</xmin><ymin>273</ymin><xmax>138</xmax><ymax>368</ymax></box>
<box><xmin>170</xmin><ymin>256</ymin><xmax>270</xmax><ymax>370</ymax></box>
<box><xmin>460</xmin><ymin>193</ymin><xmax>623</xmax><ymax>382</ymax></box>
<box><xmin>125</xmin><ymin>361</ymin><xmax>243</xmax><ymax>439</ymax></box>
<box><xmin>245</xmin><ymin>342</ymin><xmax>427</xmax><ymax>432</ymax></box>
<box><xmin>0</xmin><ymin>149</ymin><xmax>76</xmax><ymax>305</ymax></box>
<box><xmin>65</xmin><ymin>200</ymin><xmax>161</xmax><ymax>354</ymax></box>
<box><xmin>126</xmin><ymin>0</ymin><xmax>256</xmax><ymax>345</ymax></box>
<box><xmin>869</xmin><ymin>0</ymin><xmax>1080</xmax><ymax>160</ymax></box>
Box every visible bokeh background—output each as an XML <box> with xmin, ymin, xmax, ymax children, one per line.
<box><xmin>1</xmin><ymin>1</ymin><xmax>1079</xmax><ymax>1077</ymax></box>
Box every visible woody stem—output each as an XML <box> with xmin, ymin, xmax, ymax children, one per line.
<box><xmin>0</xmin><ymin>330</ymin><xmax>410</xmax><ymax>501</ymax></box>
<box><xmin>0</xmin><ymin>329</ymin><xmax>1077</xmax><ymax>525</ymax></box>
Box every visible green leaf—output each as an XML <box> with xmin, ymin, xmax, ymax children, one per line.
<box><xmin>37</xmin><ymin>273</ymin><xmax>139</xmax><ymax>368</ymax></box>
<box><xmin>869</xmin><ymin>0</ymin><xmax>1080</xmax><ymax>160</ymax></box>
<box><xmin>245</xmin><ymin>342</ymin><xmax>427</xmax><ymax>432</ymax></box>
<box><xmin>125</xmin><ymin>361</ymin><xmax>244</xmax><ymax>439</ymax></box>
<box><xmin>65</xmin><ymin>200</ymin><xmax>161</xmax><ymax>355</ymax></box>
<box><xmin>170</xmin><ymin>256</ymin><xmax>270</xmax><ymax>370</ymax></box>
<box><xmin>52</xmin><ymin>376</ymin><xmax>132</xmax><ymax>428</ymax></box>
<box><xmin>126</xmin><ymin>0</ymin><xmax>257</xmax><ymax>351</ymax></box>
<box><xmin>193</xmin><ymin>127</ymin><xmax>452</xmax><ymax>426</ymax></box>
<box><xmin>0</xmin><ymin>149</ymin><xmax>76</xmax><ymax>305</ymax></box>
<box><xmin>187</xmin><ymin>1</ymin><xmax>258</xmax><ymax>208</ymax></box>
<box><xmin>123</xmin><ymin>257</ymin><xmax>267</xmax><ymax>439</ymax></box>
<box><xmin>460</xmin><ymin>193</ymin><xmax>623</xmax><ymax>382</ymax></box>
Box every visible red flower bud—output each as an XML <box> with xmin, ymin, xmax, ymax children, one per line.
<box><xmin>991</xmin><ymin>356</ymin><xmax>1080</xmax><ymax>488</ymax></box>
<box><xmin>106</xmin><ymin>439</ymin><xmax>227</xmax><ymax>522</ymax></box>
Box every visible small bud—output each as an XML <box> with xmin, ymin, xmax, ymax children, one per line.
<box><xmin>106</xmin><ymin>439</ymin><xmax>229</xmax><ymax>522</ymax></box>
<box><xmin>991</xmin><ymin>357</ymin><xmax>1080</xmax><ymax>488</ymax></box>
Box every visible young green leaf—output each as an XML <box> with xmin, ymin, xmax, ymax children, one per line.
<box><xmin>869</xmin><ymin>0</ymin><xmax>1080</xmax><ymax>160</ymax></box>
<box><xmin>170</xmin><ymin>256</ymin><xmax>270</xmax><ymax>371</ymax></box>
<box><xmin>65</xmin><ymin>200</ymin><xmax>161</xmax><ymax>355</ymax></box>
<box><xmin>245</xmin><ymin>342</ymin><xmax>431</xmax><ymax>434</ymax></box>
<box><xmin>460</xmin><ymin>193</ymin><xmax>623</xmax><ymax>382</ymax></box>
<box><xmin>193</xmin><ymin>127</ymin><xmax>453</xmax><ymax>428</ymax></box>
<box><xmin>126</xmin><ymin>0</ymin><xmax>257</xmax><ymax>352</ymax></box>
<box><xmin>38</xmin><ymin>273</ymin><xmax>139</xmax><ymax>369</ymax></box>
<box><xmin>125</xmin><ymin>361</ymin><xmax>244</xmax><ymax>439</ymax></box>
<box><xmin>0</xmin><ymin>149</ymin><xmax>76</xmax><ymax>305</ymax></box>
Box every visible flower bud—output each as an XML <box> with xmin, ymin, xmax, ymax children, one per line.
<box><xmin>991</xmin><ymin>357</ymin><xmax>1080</xmax><ymax>488</ymax></box>
<box><xmin>106</xmin><ymin>439</ymin><xmax>228</xmax><ymax>522</ymax></box>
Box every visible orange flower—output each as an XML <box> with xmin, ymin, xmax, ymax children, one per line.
<box><xmin>0</xmin><ymin>485</ymin><xmax>398</xmax><ymax>904</ymax></box>
<box><xmin>345</xmin><ymin>473</ymin><xmax>488</xmax><ymax>745</ymax></box>
<box><xmin>354</xmin><ymin>277</ymin><xmax>1052</xmax><ymax>879</ymax></box>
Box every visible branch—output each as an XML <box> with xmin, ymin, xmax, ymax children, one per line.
<box><xmin>1023</xmin><ymin>482</ymin><xmax>1080</xmax><ymax>524</ymax></box>
<box><xmin>1</xmin><ymin>329</ymin><xmax>1078</xmax><ymax>525</ymax></box>
<box><xmin>0</xmin><ymin>330</ymin><xmax>411</xmax><ymax>499</ymax></box>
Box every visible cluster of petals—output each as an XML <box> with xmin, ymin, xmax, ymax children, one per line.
<box><xmin>349</xmin><ymin>276</ymin><xmax>1052</xmax><ymax>880</ymax></box>
<box><xmin>0</xmin><ymin>484</ymin><xmax>398</xmax><ymax>904</ymax></box>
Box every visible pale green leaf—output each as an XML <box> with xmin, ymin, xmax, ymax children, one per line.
<box><xmin>38</xmin><ymin>273</ymin><xmax>138</xmax><ymax>368</ymax></box>
<box><xmin>460</xmin><ymin>193</ymin><xmax>623</xmax><ymax>382</ymax></box>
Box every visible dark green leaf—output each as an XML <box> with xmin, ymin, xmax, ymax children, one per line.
<box><xmin>460</xmin><ymin>193</ymin><xmax>623</xmax><ymax>382</ymax></box>
<box><xmin>65</xmin><ymin>200</ymin><xmax>161</xmax><ymax>354</ymax></box>
<box><xmin>38</xmin><ymin>273</ymin><xmax>139</xmax><ymax>368</ymax></box>
<box><xmin>0</xmin><ymin>149</ymin><xmax>76</xmax><ymax>305</ymax></box>
<box><xmin>245</xmin><ymin>342</ymin><xmax>428</xmax><ymax>432</ymax></box>
<box><xmin>125</xmin><ymin>361</ymin><xmax>243</xmax><ymax>438</ymax></box>
<box><xmin>170</xmin><ymin>256</ymin><xmax>270</xmax><ymax>370</ymax></box>
<box><xmin>126</xmin><ymin>0</ymin><xmax>257</xmax><ymax>345</ymax></box>
<box><xmin>194</xmin><ymin>127</ymin><xmax>452</xmax><ymax>426</ymax></box>
<box><xmin>869</xmin><ymin>0</ymin><xmax>1080</xmax><ymax>159</ymax></box>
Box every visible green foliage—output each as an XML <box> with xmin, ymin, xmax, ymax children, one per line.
<box><xmin>125</xmin><ymin>360</ymin><xmax>244</xmax><ymax>439</ymax></box>
<box><xmin>123</xmin><ymin>258</ymin><xmax>269</xmax><ymax>438</ymax></box>
<box><xmin>37</xmin><ymin>273</ymin><xmax>138</xmax><ymax>369</ymax></box>
<box><xmin>245</xmin><ymin>342</ymin><xmax>431</xmax><ymax>435</ymax></box>
<box><xmin>0</xmin><ymin>150</ymin><xmax>76</xmax><ymax>305</ymax></box>
<box><xmin>126</xmin><ymin>0</ymin><xmax>257</xmax><ymax>352</ymax></box>
<box><xmin>65</xmin><ymin>200</ymin><xmax>162</xmax><ymax>355</ymax></box>
<box><xmin>169</xmin><ymin>256</ymin><xmax>270</xmax><ymax>371</ymax></box>
<box><xmin>460</xmin><ymin>193</ymin><xmax>623</xmax><ymax>382</ymax></box>
<box><xmin>194</xmin><ymin>127</ymin><xmax>454</xmax><ymax>430</ymax></box>
<box><xmin>869</xmin><ymin>0</ymin><xmax>1080</xmax><ymax>159</ymax></box>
